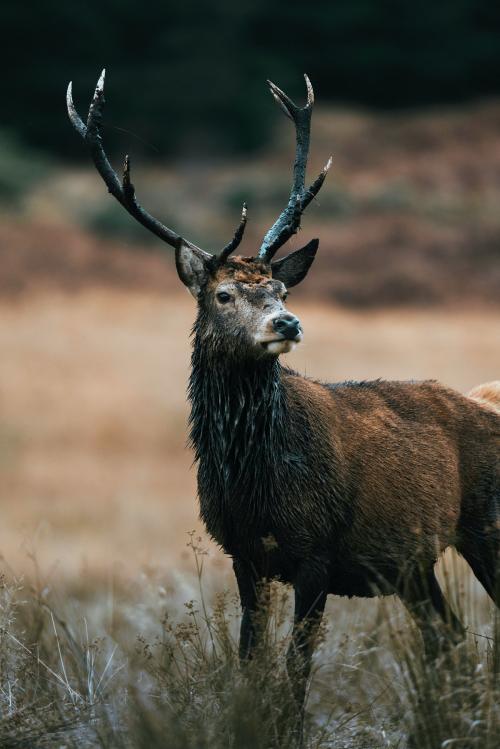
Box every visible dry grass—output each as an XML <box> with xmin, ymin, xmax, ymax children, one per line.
<box><xmin>0</xmin><ymin>541</ymin><xmax>497</xmax><ymax>748</ymax></box>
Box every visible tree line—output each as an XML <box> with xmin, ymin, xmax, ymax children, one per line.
<box><xmin>5</xmin><ymin>0</ymin><xmax>500</xmax><ymax>160</ymax></box>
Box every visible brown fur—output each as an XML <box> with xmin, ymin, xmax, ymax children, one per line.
<box><xmin>213</xmin><ymin>257</ymin><xmax>272</xmax><ymax>286</ymax></box>
<box><xmin>284</xmin><ymin>376</ymin><xmax>498</xmax><ymax>582</ymax></box>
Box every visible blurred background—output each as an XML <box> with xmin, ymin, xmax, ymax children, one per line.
<box><xmin>1</xmin><ymin>0</ymin><xmax>500</xmax><ymax>581</ymax></box>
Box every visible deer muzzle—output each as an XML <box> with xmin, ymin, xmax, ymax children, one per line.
<box><xmin>272</xmin><ymin>314</ymin><xmax>302</xmax><ymax>341</ymax></box>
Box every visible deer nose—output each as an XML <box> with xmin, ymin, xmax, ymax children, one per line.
<box><xmin>272</xmin><ymin>314</ymin><xmax>301</xmax><ymax>340</ymax></box>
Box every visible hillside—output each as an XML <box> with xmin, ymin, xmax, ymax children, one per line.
<box><xmin>1</xmin><ymin>101</ymin><xmax>500</xmax><ymax>306</ymax></box>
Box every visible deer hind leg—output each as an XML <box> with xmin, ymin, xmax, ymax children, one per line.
<box><xmin>457</xmin><ymin>510</ymin><xmax>500</xmax><ymax>607</ymax></box>
<box><xmin>398</xmin><ymin>567</ymin><xmax>465</xmax><ymax>658</ymax></box>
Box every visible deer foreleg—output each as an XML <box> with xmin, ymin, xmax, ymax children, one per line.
<box><xmin>287</xmin><ymin>560</ymin><xmax>328</xmax><ymax>707</ymax></box>
<box><xmin>233</xmin><ymin>558</ymin><xmax>270</xmax><ymax>661</ymax></box>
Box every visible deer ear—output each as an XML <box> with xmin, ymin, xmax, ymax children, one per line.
<box><xmin>175</xmin><ymin>243</ymin><xmax>213</xmax><ymax>298</ymax></box>
<box><xmin>270</xmin><ymin>239</ymin><xmax>319</xmax><ymax>288</ymax></box>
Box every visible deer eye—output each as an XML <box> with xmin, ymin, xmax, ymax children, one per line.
<box><xmin>216</xmin><ymin>291</ymin><xmax>232</xmax><ymax>304</ymax></box>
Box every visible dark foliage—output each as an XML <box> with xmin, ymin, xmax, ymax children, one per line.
<box><xmin>4</xmin><ymin>1</ymin><xmax>500</xmax><ymax>159</ymax></box>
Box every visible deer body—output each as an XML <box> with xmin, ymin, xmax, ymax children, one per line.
<box><xmin>68</xmin><ymin>71</ymin><xmax>500</xmax><ymax>709</ymax></box>
<box><xmin>191</xmin><ymin>331</ymin><xmax>499</xmax><ymax>597</ymax></box>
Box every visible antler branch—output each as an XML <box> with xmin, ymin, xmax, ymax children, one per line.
<box><xmin>66</xmin><ymin>70</ymin><xmax>211</xmax><ymax>257</ymax></box>
<box><xmin>218</xmin><ymin>203</ymin><xmax>248</xmax><ymax>264</ymax></box>
<box><xmin>258</xmin><ymin>75</ymin><xmax>331</xmax><ymax>262</ymax></box>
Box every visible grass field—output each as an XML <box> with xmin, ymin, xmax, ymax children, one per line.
<box><xmin>0</xmin><ymin>289</ymin><xmax>499</xmax><ymax>747</ymax></box>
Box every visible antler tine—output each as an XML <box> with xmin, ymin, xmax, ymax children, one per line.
<box><xmin>301</xmin><ymin>156</ymin><xmax>333</xmax><ymax>210</ymax></box>
<box><xmin>66</xmin><ymin>82</ymin><xmax>87</xmax><ymax>137</ymax></box>
<box><xmin>267</xmin><ymin>81</ymin><xmax>298</xmax><ymax>121</ymax></box>
<box><xmin>66</xmin><ymin>70</ymin><xmax>211</xmax><ymax>256</ymax></box>
<box><xmin>258</xmin><ymin>75</ymin><xmax>331</xmax><ymax>262</ymax></box>
<box><xmin>304</xmin><ymin>74</ymin><xmax>314</xmax><ymax>107</ymax></box>
<box><xmin>218</xmin><ymin>203</ymin><xmax>248</xmax><ymax>263</ymax></box>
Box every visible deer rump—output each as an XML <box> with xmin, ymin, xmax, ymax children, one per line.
<box><xmin>469</xmin><ymin>380</ymin><xmax>500</xmax><ymax>414</ymax></box>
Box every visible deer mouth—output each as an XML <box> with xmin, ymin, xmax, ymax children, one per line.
<box><xmin>259</xmin><ymin>337</ymin><xmax>301</xmax><ymax>354</ymax></box>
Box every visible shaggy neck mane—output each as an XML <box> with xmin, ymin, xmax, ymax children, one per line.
<box><xmin>188</xmin><ymin>328</ymin><xmax>288</xmax><ymax>509</ymax></box>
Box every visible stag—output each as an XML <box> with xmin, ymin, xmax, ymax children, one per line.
<box><xmin>67</xmin><ymin>71</ymin><xmax>500</xmax><ymax>707</ymax></box>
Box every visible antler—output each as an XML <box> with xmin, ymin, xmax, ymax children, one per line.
<box><xmin>258</xmin><ymin>75</ymin><xmax>332</xmax><ymax>262</ymax></box>
<box><xmin>67</xmin><ymin>70</ymin><xmax>247</xmax><ymax>262</ymax></box>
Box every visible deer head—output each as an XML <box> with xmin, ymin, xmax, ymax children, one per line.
<box><xmin>67</xmin><ymin>71</ymin><xmax>331</xmax><ymax>358</ymax></box>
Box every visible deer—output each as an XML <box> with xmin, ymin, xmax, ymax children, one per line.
<box><xmin>67</xmin><ymin>71</ymin><xmax>500</xmax><ymax>708</ymax></box>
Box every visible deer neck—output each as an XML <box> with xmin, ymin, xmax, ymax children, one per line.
<box><xmin>188</xmin><ymin>334</ymin><xmax>288</xmax><ymax>498</ymax></box>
